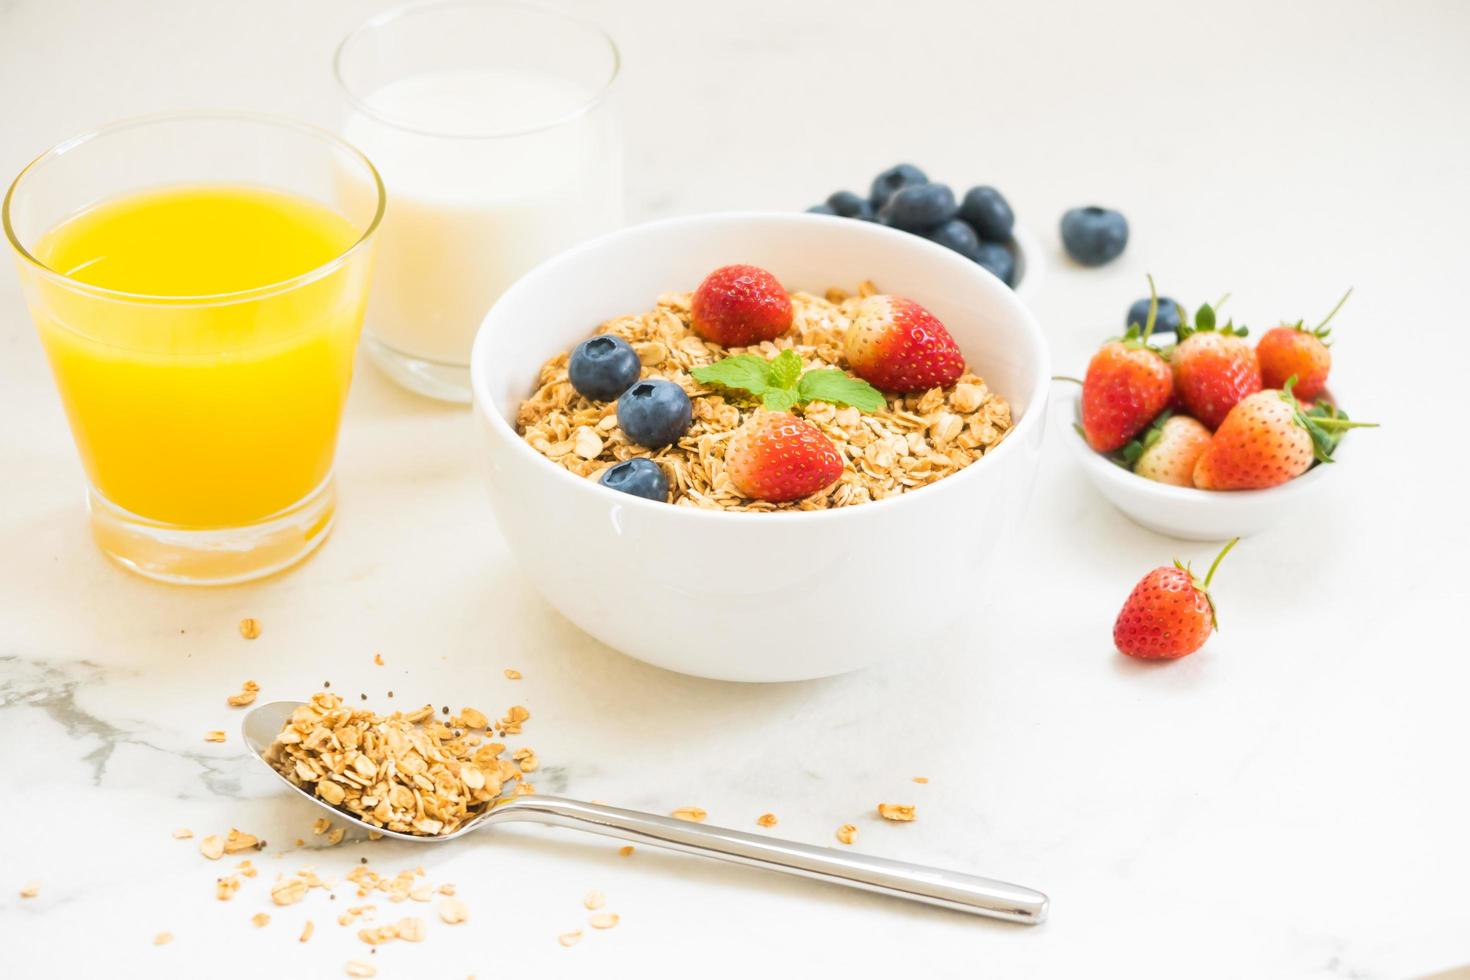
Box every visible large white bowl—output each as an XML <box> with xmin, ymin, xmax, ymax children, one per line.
<box><xmin>471</xmin><ymin>212</ymin><xmax>1051</xmax><ymax>682</ymax></box>
<box><xmin>1060</xmin><ymin>385</ymin><xmax>1348</xmax><ymax>541</ymax></box>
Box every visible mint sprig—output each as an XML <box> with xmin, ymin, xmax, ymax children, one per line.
<box><xmin>691</xmin><ymin>350</ymin><xmax>886</xmax><ymax>412</ymax></box>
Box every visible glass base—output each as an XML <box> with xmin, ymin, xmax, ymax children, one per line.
<box><xmin>88</xmin><ymin>476</ymin><xmax>337</xmax><ymax>586</ymax></box>
<box><xmin>364</xmin><ymin>331</ymin><xmax>472</xmax><ymax>403</ymax></box>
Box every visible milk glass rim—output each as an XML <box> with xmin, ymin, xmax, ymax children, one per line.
<box><xmin>333</xmin><ymin>0</ymin><xmax>621</xmax><ymax>141</ymax></box>
<box><xmin>2</xmin><ymin>110</ymin><xmax>386</xmax><ymax>308</ymax></box>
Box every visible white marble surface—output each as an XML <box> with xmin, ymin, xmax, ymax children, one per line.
<box><xmin>2</xmin><ymin>1</ymin><xmax>1468</xmax><ymax>977</ymax></box>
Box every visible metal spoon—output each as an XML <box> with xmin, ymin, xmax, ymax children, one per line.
<box><xmin>243</xmin><ymin>700</ymin><xmax>1048</xmax><ymax>924</ymax></box>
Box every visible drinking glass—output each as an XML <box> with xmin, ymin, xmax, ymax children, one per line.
<box><xmin>335</xmin><ymin>0</ymin><xmax>623</xmax><ymax>402</ymax></box>
<box><xmin>4</xmin><ymin>112</ymin><xmax>384</xmax><ymax>585</ymax></box>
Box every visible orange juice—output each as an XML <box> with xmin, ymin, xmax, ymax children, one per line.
<box><xmin>30</xmin><ymin>184</ymin><xmax>367</xmax><ymax>528</ymax></box>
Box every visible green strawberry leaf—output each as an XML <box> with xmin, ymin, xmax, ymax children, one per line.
<box><xmin>1280</xmin><ymin>376</ymin><xmax>1377</xmax><ymax>464</ymax></box>
<box><xmin>1195</xmin><ymin>303</ymin><xmax>1216</xmax><ymax>332</ymax></box>
<box><xmin>690</xmin><ymin>355</ymin><xmax>772</xmax><ymax>397</ymax></box>
<box><xmin>797</xmin><ymin>369</ymin><xmax>886</xmax><ymax>411</ymax></box>
<box><xmin>761</xmin><ymin>388</ymin><xmax>798</xmax><ymax>412</ymax></box>
<box><xmin>768</xmin><ymin>348</ymin><xmax>803</xmax><ymax>390</ymax></box>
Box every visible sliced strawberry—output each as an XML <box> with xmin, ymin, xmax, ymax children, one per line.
<box><xmin>725</xmin><ymin>412</ymin><xmax>844</xmax><ymax>502</ymax></box>
<box><xmin>844</xmin><ymin>295</ymin><xmax>965</xmax><ymax>393</ymax></box>
<box><xmin>691</xmin><ymin>264</ymin><xmax>794</xmax><ymax>348</ymax></box>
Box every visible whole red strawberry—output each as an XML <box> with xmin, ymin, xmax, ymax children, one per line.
<box><xmin>691</xmin><ymin>264</ymin><xmax>794</xmax><ymax>348</ymax></box>
<box><xmin>725</xmin><ymin>412</ymin><xmax>844</xmax><ymax>502</ymax></box>
<box><xmin>1171</xmin><ymin>306</ymin><xmax>1262</xmax><ymax>430</ymax></box>
<box><xmin>1192</xmin><ymin>380</ymin><xmax>1371</xmax><ymax>490</ymax></box>
<box><xmin>1081</xmin><ymin>340</ymin><xmax>1172</xmax><ymax>452</ymax></box>
<box><xmin>1114</xmin><ymin>538</ymin><xmax>1238</xmax><ymax>660</ymax></box>
<box><xmin>1256</xmin><ymin>289</ymin><xmax>1349</xmax><ymax>401</ymax></box>
<box><xmin>844</xmin><ymin>295</ymin><xmax>965</xmax><ymax>393</ymax></box>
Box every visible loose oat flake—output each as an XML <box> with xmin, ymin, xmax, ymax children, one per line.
<box><xmin>504</xmin><ymin>668</ymin><xmax>522</xmax><ymax>680</ymax></box>
<box><xmin>263</xmin><ymin>692</ymin><xmax>524</xmax><ymax>836</ymax></box>
<box><xmin>223</xmin><ymin>828</ymin><xmax>261</xmax><ymax>853</ymax></box>
<box><xmin>439</xmin><ymin>898</ymin><xmax>469</xmax><ymax>924</ymax></box>
<box><xmin>251</xmin><ymin>913</ymin><xmax>270</xmax><ymax>928</ymax></box>
<box><xmin>204</xmin><ymin>730</ymin><xmax>226</xmax><ymax>743</ymax></box>
<box><xmin>877</xmin><ymin>803</ymin><xmax>917</xmax><ymax>822</ymax></box>
<box><xmin>589</xmin><ymin>912</ymin><xmax>620</xmax><ymax>930</ymax></box>
<box><xmin>199</xmin><ymin>835</ymin><xmax>225</xmax><ymax>861</ymax></box>
<box><xmin>756</xmin><ymin>813</ymin><xmax>778</xmax><ymax>828</ymax></box>
<box><xmin>226</xmin><ymin>680</ymin><xmax>260</xmax><ymax>708</ymax></box>
<box><xmin>171</xmin><ymin>828</ymin><xmax>193</xmax><ymax>840</ymax></box>
<box><xmin>299</xmin><ymin>920</ymin><xmax>314</xmax><ymax>943</ymax></box>
<box><xmin>517</xmin><ymin>288</ymin><xmax>1012</xmax><ymax>511</ymax></box>
<box><xmin>583</xmin><ymin>890</ymin><xmax>605</xmax><ymax>911</ymax></box>
<box><xmin>671</xmin><ymin>807</ymin><xmax>707</xmax><ymax>823</ymax></box>
<box><xmin>19</xmin><ymin>881</ymin><xmax>39</xmax><ymax>898</ymax></box>
<box><xmin>153</xmin><ymin>931</ymin><xmax>173</xmax><ymax>946</ymax></box>
<box><xmin>345</xmin><ymin>962</ymin><xmax>377</xmax><ymax>978</ymax></box>
<box><xmin>558</xmin><ymin>931</ymin><xmax>582</xmax><ymax>948</ymax></box>
<box><xmin>836</xmin><ymin>824</ymin><xmax>858</xmax><ymax>845</ymax></box>
<box><xmin>238</xmin><ymin>618</ymin><xmax>261</xmax><ymax>640</ymax></box>
<box><xmin>618</xmin><ymin>846</ymin><xmax>635</xmax><ymax>857</ymax></box>
<box><xmin>912</xmin><ymin>777</ymin><xmax>929</xmax><ymax>784</ymax></box>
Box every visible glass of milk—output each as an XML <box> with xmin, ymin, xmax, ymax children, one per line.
<box><xmin>335</xmin><ymin>1</ymin><xmax>622</xmax><ymax>402</ymax></box>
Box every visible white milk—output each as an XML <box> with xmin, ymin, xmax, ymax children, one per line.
<box><xmin>344</xmin><ymin>67</ymin><xmax>622</xmax><ymax>369</ymax></box>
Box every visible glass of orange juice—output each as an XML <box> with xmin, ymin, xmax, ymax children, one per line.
<box><xmin>4</xmin><ymin>112</ymin><xmax>384</xmax><ymax>585</ymax></box>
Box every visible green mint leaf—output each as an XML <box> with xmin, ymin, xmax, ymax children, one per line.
<box><xmin>761</xmin><ymin>388</ymin><xmax>798</xmax><ymax>412</ymax></box>
<box><xmin>797</xmin><ymin>369</ymin><xmax>887</xmax><ymax>411</ymax></box>
<box><xmin>768</xmin><ymin>349</ymin><xmax>802</xmax><ymax>391</ymax></box>
<box><xmin>690</xmin><ymin>355</ymin><xmax>772</xmax><ymax>397</ymax></box>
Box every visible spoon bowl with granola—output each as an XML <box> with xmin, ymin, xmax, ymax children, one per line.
<box><xmin>471</xmin><ymin>212</ymin><xmax>1050</xmax><ymax>681</ymax></box>
<box><xmin>243</xmin><ymin>695</ymin><xmax>1050</xmax><ymax>924</ymax></box>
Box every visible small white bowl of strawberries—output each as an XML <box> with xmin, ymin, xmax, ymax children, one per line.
<box><xmin>1065</xmin><ymin>282</ymin><xmax>1374</xmax><ymax>541</ymax></box>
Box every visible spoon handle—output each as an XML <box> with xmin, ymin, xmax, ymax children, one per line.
<box><xmin>490</xmin><ymin>796</ymin><xmax>1047</xmax><ymax>924</ymax></box>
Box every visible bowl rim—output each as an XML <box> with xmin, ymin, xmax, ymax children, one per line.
<box><xmin>1060</xmin><ymin>383</ymin><xmax>1345</xmax><ymax>504</ymax></box>
<box><xmin>471</xmin><ymin>209</ymin><xmax>1052</xmax><ymax>525</ymax></box>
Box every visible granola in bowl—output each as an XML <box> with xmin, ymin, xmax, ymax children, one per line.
<box><xmin>516</xmin><ymin>276</ymin><xmax>1013</xmax><ymax>511</ymax></box>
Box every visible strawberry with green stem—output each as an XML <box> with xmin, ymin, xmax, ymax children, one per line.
<box><xmin>1171</xmin><ymin>302</ymin><xmax>1262</xmax><ymax>430</ymax></box>
<box><xmin>1192</xmin><ymin>376</ymin><xmax>1376</xmax><ymax>490</ymax></box>
<box><xmin>1114</xmin><ymin>538</ymin><xmax>1239</xmax><ymax>660</ymax></box>
<box><xmin>1078</xmin><ymin>275</ymin><xmax>1174</xmax><ymax>452</ymax></box>
<box><xmin>1257</xmin><ymin>288</ymin><xmax>1350</xmax><ymax>401</ymax></box>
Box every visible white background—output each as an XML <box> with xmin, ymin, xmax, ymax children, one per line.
<box><xmin>2</xmin><ymin>1</ymin><xmax>1467</xmax><ymax>978</ymax></box>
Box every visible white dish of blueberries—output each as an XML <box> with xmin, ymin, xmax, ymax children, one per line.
<box><xmin>807</xmin><ymin>163</ymin><xmax>1042</xmax><ymax>299</ymax></box>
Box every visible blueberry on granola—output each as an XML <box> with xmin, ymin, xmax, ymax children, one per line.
<box><xmin>569</xmin><ymin>335</ymin><xmax>641</xmax><ymax>401</ymax></box>
<box><xmin>598</xmin><ymin>458</ymin><xmax>668</xmax><ymax>502</ymax></box>
<box><xmin>617</xmin><ymin>379</ymin><xmax>692</xmax><ymax>448</ymax></box>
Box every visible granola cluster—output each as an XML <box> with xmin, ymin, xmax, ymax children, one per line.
<box><xmin>262</xmin><ymin>692</ymin><xmax>531</xmax><ymax>836</ymax></box>
<box><xmin>516</xmin><ymin>283</ymin><xmax>1013</xmax><ymax>511</ymax></box>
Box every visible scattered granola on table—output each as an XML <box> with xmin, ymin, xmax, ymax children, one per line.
<box><xmin>836</xmin><ymin>824</ymin><xmax>858</xmax><ymax>845</ymax></box>
<box><xmin>262</xmin><ymin>692</ymin><xmax>531</xmax><ymax>836</ymax></box>
<box><xmin>226</xmin><ymin>680</ymin><xmax>260</xmax><ymax>707</ymax></box>
<box><xmin>517</xmin><ymin>285</ymin><xmax>1012</xmax><ymax>511</ymax></box>
<box><xmin>877</xmin><ymin>803</ymin><xmax>917</xmax><ymax>822</ymax></box>
<box><xmin>238</xmin><ymin>617</ymin><xmax>261</xmax><ymax>640</ymax></box>
<box><xmin>670</xmin><ymin>806</ymin><xmax>707</xmax><ymax>823</ymax></box>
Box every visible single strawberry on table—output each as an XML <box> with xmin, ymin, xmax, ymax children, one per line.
<box><xmin>1080</xmin><ymin>286</ymin><xmax>1173</xmax><ymax>452</ymax></box>
<box><xmin>1132</xmin><ymin>413</ymin><xmax>1211</xmax><ymax>487</ymax></box>
<box><xmin>844</xmin><ymin>295</ymin><xmax>966</xmax><ymax>393</ymax></box>
<box><xmin>725</xmin><ymin>412</ymin><xmax>845</xmax><ymax>502</ymax></box>
<box><xmin>1192</xmin><ymin>377</ymin><xmax>1374</xmax><ymax>490</ymax></box>
<box><xmin>1171</xmin><ymin>303</ymin><xmax>1262</xmax><ymax>430</ymax></box>
<box><xmin>690</xmin><ymin>264</ymin><xmax>794</xmax><ymax>348</ymax></box>
<box><xmin>1114</xmin><ymin>538</ymin><xmax>1238</xmax><ymax>660</ymax></box>
<box><xmin>1256</xmin><ymin>288</ymin><xmax>1349</xmax><ymax>401</ymax></box>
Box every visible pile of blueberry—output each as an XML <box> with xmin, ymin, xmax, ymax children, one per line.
<box><xmin>807</xmin><ymin>164</ymin><xmax>1019</xmax><ymax>288</ymax></box>
<box><xmin>566</xmin><ymin>334</ymin><xmax>690</xmax><ymax>502</ymax></box>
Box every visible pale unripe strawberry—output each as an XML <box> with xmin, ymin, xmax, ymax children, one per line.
<box><xmin>1134</xmin><ymin>415</ymin><xmax>1212</xmax><ymax>487</ymax></box>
